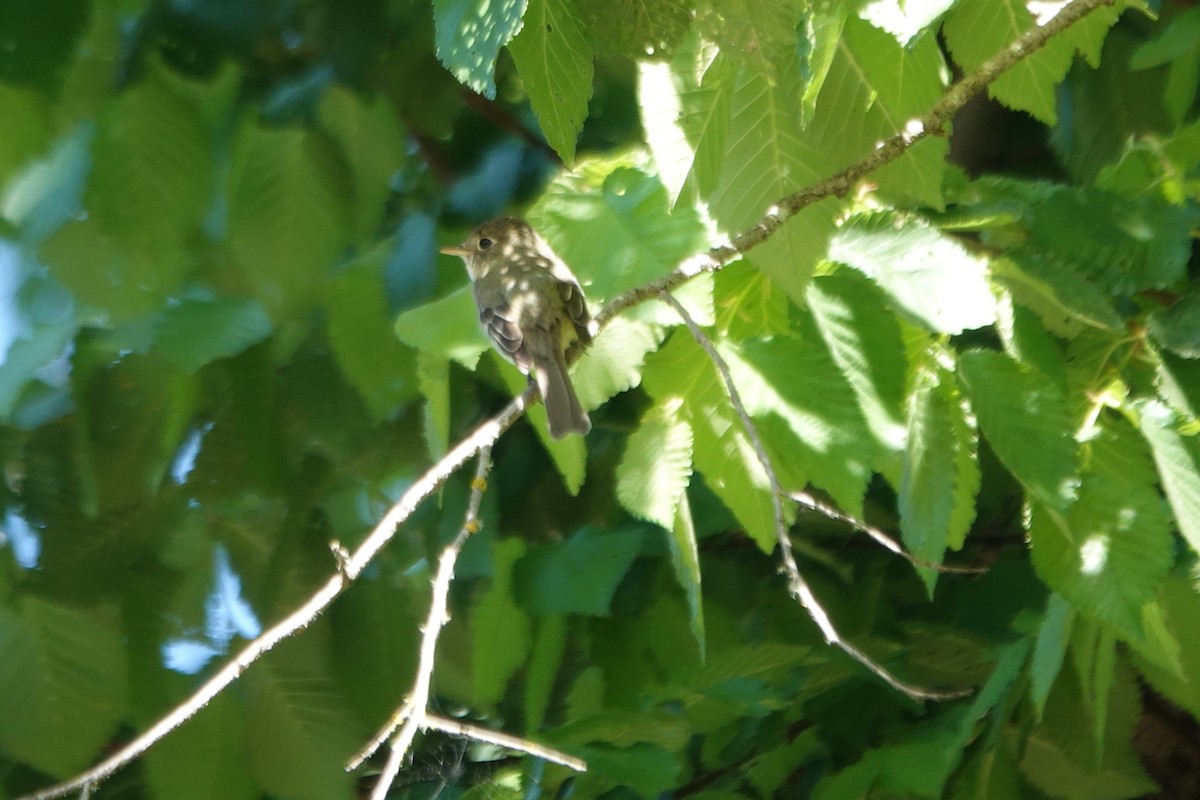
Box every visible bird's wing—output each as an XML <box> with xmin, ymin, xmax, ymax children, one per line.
<box><xmin>556</xmin><ymin>278</ymin><xmax>592</xmax><ymax>345</ymax></box>
<box><xmin>478</xmin><ymin>302</ymin><xmax>532</xmax><ymax>372</ymax></box>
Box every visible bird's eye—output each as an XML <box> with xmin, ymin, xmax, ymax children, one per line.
<box><xmin>479</xmin><ymin>237</ymin><xmax>494</xmax><ymax>250</ymax></box>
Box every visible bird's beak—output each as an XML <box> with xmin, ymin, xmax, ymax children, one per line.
<box><xmin>440</xmin><ymin>244</ymin><xmax>471</xmax><ymax>257</ymax></box>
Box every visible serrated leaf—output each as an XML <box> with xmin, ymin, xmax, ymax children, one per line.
<box><xmin>900</xmin><ymin>367</ymin><xmax>980</xmax><ymax>594</ymax></box>
<box><xmin>144</xmin><ymin>693</ymin><xmax>256</xmax><ymax>800</ymax></box>
<box><xmin>1137</xmin><ymin>398</ymin><xmax>1200</xmax><ymax>558</ymax></box>
<box><xmin>514</xmin><ymin>528</ymin><xmax>644</xmax><ymax>615</ymax></box>
<box><xmin>617</xmin><ymin>402</ymin><xmax>693</xmax><ymax>530</ymax></box>
<box><xmin>156</xmin><ymin>295</ymin><xmax>273</xmax><ymax>372</ymax></box>
<box><xmin>244</xmin><ymin>660</ymin><xmax>359</xmax><ymax>800</ymax></box>
<box><xmin>86</xmin><ymin>61</ymin><xmax>213</xmax><ymax>251</ymax></box>
<box><xmin>828</xmin><ymin>211</ymin><xmax>996</xmax><ymax>334</ymax></box>
<box><xmin>576</xmin><ymin>0</ymin><xmax>694</xmax><ymax>59</ymax></box>
<box><xmin>327</xmin><ymin>250</ymin><xmax>417</xmax><ymax>419</ymax></box>
<box><xmin>472</xmin><ymin>537</ymin><xmax>532</xmax><ymax>706</ymax></box>
<box><xmin>1030</xmin><ymin>593</ymin><xmax>1075</xmax><ymax>721</ymax></box>
<box><xmin>958</xmin><ymin>350</ymin><xmax>1078</xmax><ymax>510</ymax></box>
<box><xmin>41</xmin><ymin>217</ymin><xmax>188</xmax><ymax>322</ymax></box>
<box><xmin>524</xmin><ymin>615</ymin><xmax>567</xmax><ymax>733</ymax></box>
<box><xmin>721</xmin><ymin>331</ymin><xmax>873</xmax><ymax>517</ymax></box>
<box><xmin>433</xmin><ymin>0</ymin><xmax>528</xmax><ymax>98</ymax></box>
<box><xmin>993</xmin><ymin>251</ymin><xmax>1123</xmax><ymax>336</ymax></box>
<box><xmin>529</xmin><ymin>159</ymin><xmax>709</xmax><ymax>314</ymax></box>
<box><xmin>317</xmin><ymin>87</ymin><xmax>408</xmax><ymax>244</ymax></box>
<box><xmin>807</xmin><ymin>271</ymin><xmax>908</xmax><ymax>479</ymax></box>
<box><xmin>0</xmin><ymin>597</ymin><xmax>127</xmax><ymax>776</ymax></box>
<box><xmin>573</xmin><ymin>316</ymin><xmax>666</xmax><ymax>411</ymax></box>
<box><xmin>943</xmin><ymin>0</ymin><xmax>1120</xmax><ymax>124</ymax></box>
<box><xmin>713</xmin><ymin>261</ymin><xmax>792</xmax><ymax>340</ymax></box>
<box><xmin>710</xmin><ymin>60</ymin><xmax>838</xmax><ymax>304</ymax></box>
<box><xmin>809</xmin><ymin>16</ymin><xmax>947</xmax><ymax>207</ymax></box>
<box><xmin>418</xmin><ymin>351</ymin><xmax>451</xmax><ymax>461</ymax></box>
<box><xmin>640</xmin><ymin>37</ymin><xmax>733</xmax><ymax>207</ymax></box>
<box><xmin>227</xmin><ymin>125</ymin><xmax>352</xmax><ymax>317</ymax></box>
<box><xmin>508</xmin><ymin>0</ymin><xmax>593</xmax><ymax>165</ymax></box>
<box><xmin>1029</xmin><ymin>425</ymin><xmax>1172</xmax><ymax>642</ymax></box>
<box><xmin>642</xmin><ymin>332</ymin><xmax>779</xmax><ymax>549</ymax></box>
<box><xmin>797</xmin><ymin>7</ymin><xmax>845</xmax><ymax>128</ymax></box>
<box><xmin>1026</xmin><ymin>189</ymin><xmax>1199</xmax><ymax>295</ymax></box>
<box><xmin>670</xmin><ymin>490</ymin><xmax>705</xmax><ymax>657</ymax></box>
<box><xmin>859</xmin><ymin>0</ymin><xmax>957</xmax><ymax>45</ymax></box>
<box><xmin>393</xmin><ymin>284</ymin><xmax>489</xmax><ymax>368</ymax></box>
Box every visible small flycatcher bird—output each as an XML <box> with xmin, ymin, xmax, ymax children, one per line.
<box><xmin>441</xmin><ymin>217</ymin><xmax>593</xmax><ymax>439</ymax></box>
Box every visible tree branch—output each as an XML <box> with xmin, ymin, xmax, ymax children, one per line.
<box><xmin>16</xmin><ymin>2</ymin><xmax>1110</xmax><ymax>796</ymax></box>
<box><xmin>660</xmin><ymin>291</ymin><xmax>970</xmax><ymax>702</ymax></box>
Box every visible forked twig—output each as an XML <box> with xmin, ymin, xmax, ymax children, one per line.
<box><xmin>661</xmin><ymin>292</ymin><xmax>971</xmax><ymax>701</ymax></box>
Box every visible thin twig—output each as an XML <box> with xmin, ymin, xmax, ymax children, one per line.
<box><xmin>790</xmin><ymin>490</ymin><xmax>986</xmax><ymax>575</ymax></box>
<box><xmin>363</xmin><ymin>448</ymin><xmax>496</xmax><ymax>800</ymax></box>
<box><xmin>425</xmin><ymin>715</ymin><xmax>587</xmax><ymax>772</ymax></box>
<box><xmin>660</xmin><ymin>292</ymin><xmax>971</xmax><ymax>701</ymax></box>
<box><xmin>15</xmin><ymin>4</ymin><xmax>1110</xmax><ymax>796</ymax></box>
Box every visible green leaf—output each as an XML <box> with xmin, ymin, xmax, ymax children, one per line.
<box><xmin>0</xmin><ymin>597</ymin><xmax>127</xmax><ymax>776</ymax></box>
<box><xmin>640</xmin><ymin>37</ymin><xmax>733</xmax><ymax>207</ymax></box>
<box><xmin>515</xmin><ymin>528</ymin><xmax>645</xmax><ymax>615</ymax></box>
<box><xmin>1137</xmin><ymin>398</ymin><xmax>1200</xmax><ymax>558</ymax></box>
<box><xmin>226</xmin><ymin>125</ymin><xmax>352</xmax><ymax>317</ymax></box>
<box><xmin>244</xmin><ymin>659</ymin><xmax>359</xmax><ymax>800</ymax></box>
<box><xmin>617</xmin><ymin>401</ymin><xmax>693</xmax><ymax>530</ymax></box>
<box><xmin>572</xmin><ymin>316</ymin><xmax>666</xmax><ymax>412</ymax></box>
<box><xmin>156</xmin><ymin>295</ymin><xmax>273</xmax><ymax>372</ymax></box>
<box><xmin>529</xmin><ymin>158</ymin><xmax>709</xmax><ymax>312</ymax></box>
<box><xmin>317</xmin><ymin>87</ymin><xmax>408</xmax><ymax>244</ymax></box>
<box><xmin>569</xmin><ymin>742</ymin><xmax>683</xmax><ymax>798</ymax></box>
<box><xmin>714</xmin><ymin>261</ymin><xmax>792</xmax><ymax>341</ymax></box>
<box><xmin>807</xmin><ymin>271</ymin><xmax>908</xmax><ymax>479</ymax></box>
<box><xmin>958</xmin><ymin>350</ymin><xmax>1079</xmax><ymax>510</ymax></box>
<box><xmin>1030</xmin><ymin>593</ymin><xmax>1075</xmax><ymax>721</ymax></box>
<box><xmin>993</xmin><ymin>251</ymin><xmax>1123</xmax><ymax>336</ymax></box>
<box><xmin>327</xmin><ymin>250</ymin><xmax>417</xmax><ymax>419</ymax></box>
<box><xmin>1130</xmin><ymin>576</ymin><xmax>1200</xmax><ymax>717</ymax></box>
<box><xmin>809</xmin><ymin>16</ymin><xmax>947</xmax><ymax>207</ymax></box>
<box><xmin>643</xmin><ymin>332</ymin><xmax>778</xmax><ymax>549</ymax></box>
<box><xmin>393</xmin><ymin>284</ymin><xmax>489</xmax><ymax>368</ymax></box>
<box><xmin>433</xmin><ymin>0</ymin><xmax>528</xmax><ymax>98</ymax></box>
<box><xmin>943</xmin><ymin>0</ymin><xmax>1120</xmax><ymax>124</ymax></box>
<box><xmin>3</xmin><ymin>122</ymin><xmax>90</xmax><ymax>240</ymax></box>
<box><xmin>508</xmin><ymin>0</ymin><xmax>594</xmax><ymax>165</ymax></box>
<box><xmin>576</xmin><ymin>0</ymin><xmax>694</xmax><ymax>59</ymax></box>
<box><xmin>1026</xmin><ymin>189</ymin><xmax>1199</xmax><ymax>296</ymax></box>
<box><xmin>524</xmin><ymin>615</ymin><xmax>567</xmax><ymax>732</ymax></box>
<box><xmin>0</xmin><ymin>83</ymin><xmax>52</xmax><ymax>192</ymax></box>
<box><xmin>1028</xmin><ymin>425</ymin><xmax>1173</xmax><ymax>642</ymax></box>
<box><xmin>86</xmin><ymin>60</ymin><xmax>214</xmax><ymax>252</ymax></box>
<box><xmin>710</xmin><ymin>61</ymin><xmax>838</xmax><ymax>304</ymax></box>
<box><xmin>418</xmin><ymin>351</ymin><xmax>451</xmax><ymax>461</ymax></box>
<box><xmin>828</xmin><ymin>211</ymin><xmax>996</xmax><ymax>334</ymax></box>
<box><xmin>40</xmin><ymin>217</ymin><xmax>188</xmax><ymax>322</ymax></box>
<box><xmin>669</xmin><ymin>491</ymin><xmax>705</xmax><ymax>658</ymax></box>
<box><xmin>472</xmin><ymin>537</ymin><xmax>532</xmax><ymax>706</ymax></box>
<box><xmin>859</xmin><ymin>0</ymin><xmax>957</xmax><ymax>45</ymax></box>
<box><xmin>900</xmin><ymin>366</ymin><xmax>980</xmax><ymax>594</ymax></box>
<box><xmin>1149</xmin><ymin>293</ymin><xmax>1200</xmax><ymax>359</ymax></box>
<box><xmin>144</xmin><ymin>693</ymin><xmax>257</xmax><ymax>800</ymax></box>
<box><xmin>721</xmin><ymin>331</ymin><xmax>873</xmax><ymax>517</ymax></box>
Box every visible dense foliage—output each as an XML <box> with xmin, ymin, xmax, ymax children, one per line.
<box><xmin>2</xmin><ymin>0</ymin><xmax>1200</xmax><ymax>797</ymax></box>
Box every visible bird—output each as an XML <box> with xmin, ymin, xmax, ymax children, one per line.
<box><xmin>440</xmin><ymin>217</ymin><xmax>593</xmax><ymax>439</ymax></box>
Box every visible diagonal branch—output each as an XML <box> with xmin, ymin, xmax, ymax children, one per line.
<box><xmin>660</xmin><ymin>291</ymin><xmax>970</xmax><ymax>702</ymax></box>
<box><xmin>16</xmin><ymin>3</ymin><xmax>1110</xmax><ymax>797</ymax></box>
<box><xmin>791</xmin><ymin>490</ymin><xmax>986</xmax><ymax>575</ymax></box>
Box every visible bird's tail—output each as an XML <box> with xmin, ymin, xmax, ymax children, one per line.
<box><xmin>536</xmin><ymin>349</ymin><xmax>590</xmax><ymax>440</ymax></box>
